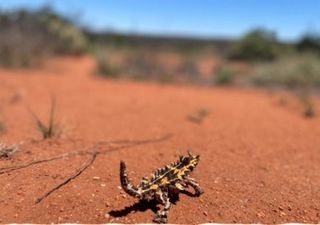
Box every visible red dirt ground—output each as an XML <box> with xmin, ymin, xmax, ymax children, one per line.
<box><xmin>0</xmin><ymin>56</ymin><xmax>320</xmax><ymax>224</ymax></box>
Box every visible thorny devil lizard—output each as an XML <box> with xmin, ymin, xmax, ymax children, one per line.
<box><xmin>120</xmin><ymin>151</ymin><xmax>204</xmax><ymax>223</ymax></box>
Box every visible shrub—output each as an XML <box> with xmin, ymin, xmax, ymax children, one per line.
<box><xmin>297</xmin><ymin>33</ymin><xmax>320</xmax><ymax>55</ymax></box>
<box><xmin>94</xmin><ymin>47</ymin><xmax>122</xmax><ymax>78</ymax></box>
<box><xmin>214</xmin><ymin>66</ymin><xmax>235</xmax><ymax>85</ymax></box>
<box><xmin>45</xmin><ymin>13</ymin><xmax>88</xmax><ymax>54</ymax></box>
<box><xmin>96</xmin><ymin>58</ymin><xmax>120</xmax><ymax>78</ymax></box>
<box><xmin>252</xmin><ymin>54</ymin><xmax>320</xmax><ymax>88</ymax></box>
<box><xmin>228</xmin><ymin>28</ymin><xmax>278</xmax><ymax>62</ymax></box>
<box><xmin>30</xmin><ymin>97</ymin><xmax>61</xmax><ymax>139</ymax></box>
<box><xmin>298</xmin><ymin>88</ymin><xmax>316</xmax><ymax>118</ymax></box>
<box><xmin>0</xmin><ymin>7</ymin><xmax>88</xmax><ymax>68</ymax></box>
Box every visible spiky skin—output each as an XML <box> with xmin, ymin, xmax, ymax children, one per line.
<box><xmin>120</xmin><ymin>151</ymin><xmax>204</xmax><ymax>223</ymax></box>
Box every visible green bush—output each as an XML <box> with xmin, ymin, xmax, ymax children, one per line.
<box><xmin>297</xmin><ymin>33</ymin><xmax>320</xmax><ymax>55</ymax></box>
<box><xmin>228</xmin><ymin>28</ymin><xmax>278</xmax><ymax>62</ymax></box>
<box><xmin>214</xmin><ymin>66</ymin><xmax>235</xmax><ymax>85</ymax></box>
<box><xmin>45</xmin><ymin>15</ymin><xmax>88</xmax><ymax>54</ymax></box>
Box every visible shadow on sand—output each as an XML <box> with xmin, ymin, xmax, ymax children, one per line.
<box><xmin>109</xmin><ymin>190</ymin><xmax>199</xmax><ymax>218</ymax></box>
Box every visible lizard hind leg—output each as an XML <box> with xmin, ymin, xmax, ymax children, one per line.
<box><xmin>153</xmin><ymin>190</ymin><xmax>171</xmax><ymax>224</ymax></box>
<box><xmin>186</xmin><ymin>177</ymin><xmax>204</xmax><ymax>196</ymax></box>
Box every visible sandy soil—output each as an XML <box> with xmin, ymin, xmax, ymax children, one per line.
<box><xmin>0</xmin><ymin>56</ymin><xmax>320</xmax><ymax>224</ymax></box>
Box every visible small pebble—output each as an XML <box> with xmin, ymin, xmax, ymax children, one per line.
<box><xmin>257</xmin><ymin>212</ymin><xmax>265</xmax><ymax>218</ymax></box>
<box><xmin>93</xmin><ymin>176</ymin><xmax>100</xmax><ymax>181</ymax></box>
<box><xmin>101</xmin><ymin>183</ymin><xmax>106</xmax><ymax>187</ymax></box>
<box><xmin>280</xmin><ymin>211</ymin><xmax>286</xmax><ymax>217</ymax></box>
<box><xmin>104</xmin><ymin>213</ymin><xmax>110</xmax><ymax>219</ymax></box>
<box><xmin>122</xmin><ymin>194</ymin><xmax>127</xmax><ymax>199</ymax></box>
<box><xmin>203</xmin><ymin>211</ymin><xmax>208</xmax><ymax>216</ymax></box>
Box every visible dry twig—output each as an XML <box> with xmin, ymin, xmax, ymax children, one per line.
<box><xmin>0</xmin><ymin>134</ymin><xmax>171</xmax><ymax>203</ymax></box>
<box><xmin>35</xmin><ymin>152</ymin><xmax>97</xmax><ymax>204</ymax></box>
<box><xmin>0</xmin><ymin>134</ymin><xmax>171</xmax><ymax>174</ymax></box>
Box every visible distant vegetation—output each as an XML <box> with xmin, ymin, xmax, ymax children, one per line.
<box><xmin>252</xmin><ymin>54</ymin><xmax>320</xmax><ymax>88</ymax></box>
<box><xmin>0</xmin><ymin>6</ymin><xmax>319</xmax><ymax>100</ymax></box>
<box><xmin>296</xmin><ymin>33</ymin><xmax>320</xmax><ymax>55</ymax></box>
<box><xmin>93</xmin><ymin>29</ymin><xmax>320</xmax><ymax>92</ymax></box>
<box><xmin>227</xmin><ymin>28</ymin><xmax>279</xmax><ymax>62</ymax></box>
<box><xmin>214</xmin><ymin>66</ymin><xmax>236</xmax><ymax>85</ymax></box>
<box><xmin>0</xmin><ymin>7</ymin><xmax>88</xmax><ymax>67</ymax></box>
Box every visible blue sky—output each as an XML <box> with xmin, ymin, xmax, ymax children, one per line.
<box><xmin>0</xmin><ymin>0</ymin><xmax>319</xmax><ymax>41</ymax></box>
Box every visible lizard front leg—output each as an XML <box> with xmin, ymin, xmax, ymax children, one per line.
<box><xmin>186</xmin><ymin>177</ymin><xmax>204</xmax><ymax>196</ymax></box>
<box><xmin>153</xmin><ymin>190</ymin><xmax>171</xmax><ymax>223</ymax></box>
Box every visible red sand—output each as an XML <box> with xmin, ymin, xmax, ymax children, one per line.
<box><xmin>0</xmin><ymin>56</ymin><xmax>320</xmax><ymax>223</ymax></box>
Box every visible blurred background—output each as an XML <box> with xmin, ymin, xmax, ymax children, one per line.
<box><xmin>1</xmin><ymin>2</ymin><xmax>320</xmax><ymax>223</ymax></box>
<box><xmin>0</xmin><ymin>0</ymin><xmax>319</xmax><ymax>116</ymax></box>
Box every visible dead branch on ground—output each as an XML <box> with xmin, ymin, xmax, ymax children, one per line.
<box><xmin>35</xmin><ymin>152</ymin><xmax>97</xmax><ymax>204</ymax></box>
<box><xmin>0</xmin><ymin>134</ymin><xmax>172</xmax><ymax>175</ymax></box>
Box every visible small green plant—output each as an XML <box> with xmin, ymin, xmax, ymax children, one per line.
<box><xmin>215</xmin><ymin>66</ymin><xmax>235</xmax><ymax>85</ymax></box>
<box><xmin>30</xmin><ymin>97</ymin><xmax>60</xmax><ymax>139</ymax></box>
<box><xmin>297</xmin><ymin>85</ymin><xmax>316</xmax><ymax>118</ymax></box>
<box><xmin>303</xmin><ymin>101</ymin><xmax>315</xmax><ymax>118</ymax></box>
